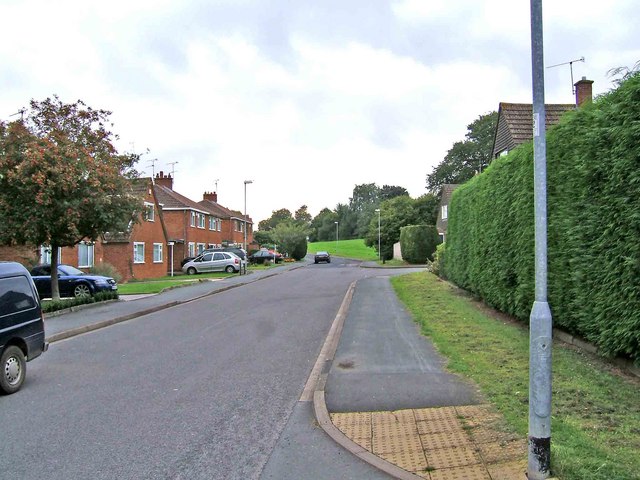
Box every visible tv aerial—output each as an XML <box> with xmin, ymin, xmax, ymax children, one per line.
<box><xmin>547</xmin><ymin>56</ymin><xmax>585</xmax><ymax>94</ymax></box>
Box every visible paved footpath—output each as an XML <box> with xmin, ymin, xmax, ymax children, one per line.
<box><xmin>315</xmin><ymin>276</ymin><xmax>529</xmax><ymax>480</ymax></box>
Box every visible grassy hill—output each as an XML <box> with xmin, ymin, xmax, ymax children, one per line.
<box><xmin>308</xmin><ymin>239</ymin><xmax>378</xmax><ymax>261</ymax></box>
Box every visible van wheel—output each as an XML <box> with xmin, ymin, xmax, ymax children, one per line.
<box><xmin>225</xmin><ymin>265</ymin><xmax>235</xmax><ymax>273</ymax></box>
<box><xmin>1</xmin><ymin>346</ymin><xmax>26</xmax><ymax>395</ymax></box>
<box><xmin>187</xmin><ymin>267</ymin><xmax>197</xmax><ymax>275</ymax></box>
<box><xmin>74</xmin><ymin>283</ymin><xmax>92</xmax><ymax>297</ymax></box>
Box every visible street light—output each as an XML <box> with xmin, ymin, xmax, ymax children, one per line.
<box><xmin>244</xmin><ymin>180</ymin><xmax>253</xmax><ymax>270</ymax></box>
<box><xmin>375</xmin><ymin>208</ymin><xmax>381</xmax><ymax>261</ymax></box>
<box><xmin>334</xmin><ymin>221</ymin><xmax>339</xmax><ymax>253</ymax></box>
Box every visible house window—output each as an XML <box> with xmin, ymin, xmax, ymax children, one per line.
<box><xmin>209</xmin><ymin>217</ymin><xmax>215</xmax><ymax>231</ymax></box>
<box><xmin>198</xmin><ymin>213</ymin><xmax>205</xmax><ymax>229</ymax></box>
<box><xmin>144</xmin><ymin>202</ymin><xmax>155</xmax><ymax>222</ymax></box>
<box><xmin>153</xmin><ymin>243</ymin><xmax>163</xmax><ymax>263</ymax></box>
<box><xmin>188</xmin><ymin>242</ymin><xmax>195</xmax><ymax>257</ymax></box>
<box><xmin>190</xmin><ymin>211</ymin><xmax>196</xmax><ymax>227</ymax></box>
<box><xmin>133</xmin><ymin>242</ymin><xmax>145</xmax><ymax>264</ymax></box>
<box><xmin>40</xmin><ymin>245</ymin><xmax>62</xmax><ymax>264</ymax></box>
<box><xmin>441</xmin><ymin>205</ymin><xmax>448</xmax><ymax>220</ymax></box>
<box><xmin>78</xmin><ymin>242</ymin><xmax>94</xmax><ymax>268</ymax></box>
<box><xmin>197</xmin><ymin>243</ymin><xmax>206</xmax><ymax>254</ymax></box>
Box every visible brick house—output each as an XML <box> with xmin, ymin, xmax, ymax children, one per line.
<box><xmin>153</xmin><ymin>172</ymin><xmax>253</xmax><ymax>272</ymax></box>
<box><xmin>491</xmin><ymin>77</ymin><xmax>593</xmax><ymax>159</ymax></box>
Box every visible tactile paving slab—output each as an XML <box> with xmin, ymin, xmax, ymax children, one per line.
<box><xmin>429</xmin><ymin>464</ymin><xmax>491</xmax><ymax>480</ymax></box>
<box><xmin>372</xmin><ymin>433</ymin><xmax>424</xmax><ymax>455</ymax></box>
<box><xmin>414</xmin><ymin>407</ymin><xmax>458</xmax><ymax>422</ymax></box>
<box><xmin>425</xmin><ymin>445</ymin><xmax>482</xmax><ymax>469</ymax></box>
<box><xmin>371</xmin><ymin>409</ymin><xmax>416</xmax><ymax>426</ymax></box>
<box><xmin>486</xmin><ymin>459</ymin><xmax>528</xmax><ymax>480</ymax></box>
<box><xmin>421</xmin><ymin>430</ymin><xmax>472</xmax><ymax>450</ymax></box>
<box><xmin>417</xmin><ymin>417</ymin><xmax>465</xmax><ymax>435</ymax></box>
<box><xmin>379</xmin><ymin>449</ymin><xmax>429</xmax><ymax>472</ymax></box>
<box><xmin>374</xmin><ymin>418</ymin><xmax>419</xmax><ymax>438</ymax></box>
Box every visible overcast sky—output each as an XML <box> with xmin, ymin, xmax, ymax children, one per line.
<box><xmin>1</xmin><ymin>0</ymin><xmax>638</xmax><ymax>223</ymax></box>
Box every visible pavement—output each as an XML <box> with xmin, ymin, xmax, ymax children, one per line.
<box><xmin>43</xmin><ymin>260</ymin><xmax>529</xmax><ymax>479</ymax></box>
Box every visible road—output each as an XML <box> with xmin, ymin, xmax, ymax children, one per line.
<box><xmin>0</xmin><ymin>258</ymin><xmax>420</xmax><ymax>479</ymax></box>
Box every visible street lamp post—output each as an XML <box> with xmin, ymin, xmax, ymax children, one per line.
<box><xmin>244</xmin><ymin>180</ymin><xmax>253</xmax><ymax>274</ymax></box>
<box><xmin>334</xmin><ymin>221</ymin><xmax>339</xmax><ymax>253</ymax></box>
<box><xmin>375</xmin><ymin>208</ymin><xmax>381</xmax><ymax>261</ymax></box>
<box><xmin>528</xmin><ymin>1</ymin><xmax>552</xmax><ymax>478</ymax></box>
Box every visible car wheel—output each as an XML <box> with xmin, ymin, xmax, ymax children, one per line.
<box><xmin>1</xmin><ymin>346</ymin><xmax>26</xmax><ymax>395</ymax></box>
<box><xmin>314</xmin><ymin>260</ymin><xmax>318</xmax><ymax>264</ymax></box>
<box><xmin>187</xmin><ymin>267</ymin><xmax>197</xmax><ymax>275</ymax></box>
<box><xmin>327</xmin><ymin>260</ymin><xmax>331</xmax><ymax>263</ymax></box>
<box><xmin>225</xmin><ymin>265</ymin><xmax>235</xmax><ymax>273</ymax></box>
<box><xmin>74</xmin><ymin>283</ymin><xmax>92</xmax><ymax>297</ymax></box>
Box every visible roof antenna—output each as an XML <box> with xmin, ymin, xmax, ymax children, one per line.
<box><xmin>9</xmin><ymin>108</ymin><xmax>26</xmax><ymax>121</ymax></box>
<box><xmin>147</xmin><ymin>158</ymin><xmax>158</xmax><ymax>178</ymax></box>
<box><xmin>547</xmin><ymin>56</ymin><xmax>585</xmax><ymax>94</ymax></box>
<box><xmin>167</xmin><ymin>161</ymin><xmax>179</xmax><ymax>179</ymax></box>
<box><xmin>214</xmin><ymin>178</ymin><xmax>219</xmax><ymax>192</ymax></box>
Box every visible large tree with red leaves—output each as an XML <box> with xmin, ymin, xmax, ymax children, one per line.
<box><xmin>0</xmin><ymin>96</ymin><xmax>142</xmax><ymax>299</ymax></box>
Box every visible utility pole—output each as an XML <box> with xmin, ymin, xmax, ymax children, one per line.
<box><xmin>529</xmin><ymin>1</ymin><xmax>553</xmax><ymax>478</ymax></box>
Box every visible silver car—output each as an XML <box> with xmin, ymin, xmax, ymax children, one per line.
<box><xmin>182</xmin><ymin>251</ymin><xmax>241</xmax><ymax>274</ymax></box>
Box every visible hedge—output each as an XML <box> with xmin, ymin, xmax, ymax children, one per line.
<box><xmin>400</xmin><ymin>225</ymin><xmax>439</xmax><ymax>264</ymax></box>
<box><xmin>444</xmin><ymin>72</ymin><xmax>640</xmax><ymax>363</ymax></box>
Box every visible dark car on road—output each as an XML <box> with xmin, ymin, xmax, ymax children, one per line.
<box><xmin>30</xmin><ymin>264</ymin><xmax>118</xmax><ymax>299</ymax></box>
<box><xmin>1</xmin><ymin>261</ymin><xmax>47</xmax><ymax>394</ymax></box>
<box><xmin>248</xmin><ymin>250</ymin><xmax>283</xmax><ymax>265</ymax></box>
<box><xmin>314</xmin><ymin>251</ymin><xmax>331</xmax><ymax>264</ymax></box>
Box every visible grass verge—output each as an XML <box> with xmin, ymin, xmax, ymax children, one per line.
<box><xmin>391</xmin><ymin>271</ymin><xmax>640</xmax><ymax>480</ymax></box>
<box><xmin>308</xmin><ymin>239</ymin><xmax>379</xmax><ymax>261</ymax></box>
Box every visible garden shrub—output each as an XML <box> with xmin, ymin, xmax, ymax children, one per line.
<box><xmin>89</xmin><ymin>262</ymin><xmax>122</xmax><ymax>284</ymax></box>
<box><xmin>42</xmin><ymin>291</ymin><xmax>119</xmax><ymax>314</ymax></box>
<box><xmin>400</xmin><ymin>225</ymin><xmax>439</xmax><ymax>264</ymax></box>
<box><xmin>444</xmin><ymin>72</ymin><xmax>640</xmax><ymax>363</ymax></box>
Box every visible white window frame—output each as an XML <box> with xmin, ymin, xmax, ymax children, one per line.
<box><xmin>209</xmin><ymin>217</ymin><xmax>215</xmax><ymax>231</ymax></box>
<box><xmin>198</xmin><ymin>213</ymin><xmax>205</xmax><ymax>229</ymax></box>
<box><xmin>441</xmin><ymin>205</ymin><xmax>448</xmax><ymax>220</ymax></box>
<box><xmin>133</xmin><ymin>242</ymin><xmax>145</xmax><ymax>264</ymax></box>
<box><xmin>190</xmin><ymin>211</ymin><xmax>196</xmax><ymax>227</ymax></box>
<box><xmin>188</xmin><ymin>242</ymin><xmax>195</xmax><ymax>257</ymax></box>
<box><xmin>78</xmin><ymin>242</ymin><xmax>95</xmax><ymax>268</ymax></box>
<box><xmin>144</xmin><ymin>202</ymin><xmax>155</xmax><ymax>222</ymax></box>
<box><xmin>153</xmin><ymin>243</ymin><xmax>163</xmax><ymax>263</ymax></box>
<box><xmin>197</xmin><ymin>243</ymin><xmax>206</xmax><ymax>254</ymax></box>
<box><xmin>40</xmin><ymin>245</ymin><xmax>62</xmax><ymax>264</ymax></box>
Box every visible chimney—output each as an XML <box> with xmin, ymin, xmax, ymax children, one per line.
<box><xmin>203</xmin><ymin>191</ymin><xmax>218</xmax><ymax>203</ymax></box>
<box><xmin>155</xmin><ymin>171</ymin><xmax>173</xmax><ymax>190</ymax></box>
<box><xmin>575</xmin><ymin>77</ymin><xmax>594</xmax><ymax>107</ymax></box>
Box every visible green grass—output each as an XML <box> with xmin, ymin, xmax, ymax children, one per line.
<box><xmin>308</xmin><ymin>239</ymin><xmax>379</xmax><ymax>261</ymax></box>
<box><xmin>391</xmin><ymin>271</ymin><xmax>640</xmax><ymax>480</ymax></box>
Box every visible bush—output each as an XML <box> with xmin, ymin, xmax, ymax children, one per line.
<box><xmin>400</xmin><ymin>225</ymin><xmax>439</xmax><ymax>264</ymax></box>
<box><xmin>42</xmin><ymin>290</ymin><xmax>119</xmax><ymax>313</ymax></box>
<box><xmin>430</xmin><ymin>242</ymin><xmax>446</xmax><ymax>278</ymax></box>
<box><xmin>444</xmin><ymin>72</ymin><xmax>640</xmax><ymax>363</ymax></box>
<box><xmin>90</xmin><ymin>262</ymin><xmax>123</xmax><ymax>284</ymax></box>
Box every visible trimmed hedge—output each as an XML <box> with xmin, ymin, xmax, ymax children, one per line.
<box><xmin>42</xmin><ymin>291</ymin><xmax>119</xmax><ymax>314</ymax></box>
<box><xmin>444</xmin><ymin>72</ymin><xmax>640</xmax><ymax>363</ymax></box>
<box><xmin>400</xmin><ymin>225</ymin><xmax>439</xmax><ymax>264</ymax></box>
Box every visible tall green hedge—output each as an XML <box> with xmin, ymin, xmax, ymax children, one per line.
<box><xmin>400</xmin><ymin>225</ymin><xmax>439</xmax><ymax>264</ymax></box>
<box><xmin>444</xmin><ymin>72</ymin><xmax>640</xmax><ymax>363</ymax></box>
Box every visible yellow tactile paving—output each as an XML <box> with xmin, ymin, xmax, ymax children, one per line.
<box><xmin>329</xmin><ymin>404</ymin><xmax>529</xmax><ymax>479</ymax></box>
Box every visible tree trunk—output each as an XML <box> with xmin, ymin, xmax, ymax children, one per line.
<box><xmin>51</xmin><ymin>244</ymin><xmax>61</xmax><ymax>301</ymax></box>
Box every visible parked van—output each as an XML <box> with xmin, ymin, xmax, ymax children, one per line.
<box><xmin>0</xmin><ymin>261</ymin><xmax>48</xmax><ymax>394</ymax></box>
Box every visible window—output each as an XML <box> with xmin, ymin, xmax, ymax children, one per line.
<box><xmin>209</xmin><ymin>217</ymin><xmax>216</xmax><ymax>231</ymax></box>
<box><xmin>213</xmin><ymin>253</ymin><xmax>225</xmax><ymax>261</ymax></box>
<box><xmin>153</xmin><ymin>243</ymin><xmax>163</xmax><ymax>263</ymax></box>
<box><xmin>190</xmin><ymin>211</ymin><xmax>196</xmax><ymax>227</ymax></box>
<box><xmin>188</xmin><ymin>242</ymin><xmax>195</xmax><ymax>257</ymax></box>
<box><xmin>40</xmin><ymin>245</ymin><xmax>62</xmax><ymax>264</ymax></box>
<box><xmin>133</xmin><ymin>242</ymin><xmax>145</xmax><ymax>263</ymax></box>
<box><xmin>78</xmin><ymin>242</ymin><xmax>94</xmax><ymax>268</ymax></box>
<box><xmin>0</xmin><ymin>277</ymin><xmax>37</xmax><ymax>315</ymax></box>
<box><xmin>144</xmin><ymin>202</ymin><xmax>155</xmax><ymax>222</ymax></box>
<box><xmin>218</xmin><ymin>220</ymin><xmax>221</xmax><ymax>232</ymax></box>
<box><xmin>197</xmin><ymin>243</ymin><xmax>206</xmax><ymax>254</ymax></box>
<box><xmin>441</xmin><ymin>205</ymin><xmax>448</xmax><ymax>220</ymax></box>
<box><xmin>198</xmin><ymin>213</ymin><xmax>205</xmax><ymax>229</ymax></box>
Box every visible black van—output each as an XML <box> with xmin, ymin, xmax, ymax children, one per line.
<box><xmin>0</xmin><ymin>261</ymin><xmax>47</xmax><ymax>394</ymax></box>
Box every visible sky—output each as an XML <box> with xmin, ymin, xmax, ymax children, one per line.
<box><xmin>1</xmin><ymin>0</ymin><xmax>638</xmax><ymax>224</ymax></box>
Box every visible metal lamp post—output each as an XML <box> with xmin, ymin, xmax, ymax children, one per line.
<box><xmin>375</xmin><ymin>208</ymin><xmax>381</xmax><ymax>261</ymax></box>
<box><xmin>334</xmin><ymin>221</ymin><xmax>339</xmax><ymax>253</ymax></box>
<box><xmin>243</xmin><ymin>180</ymin><xmax>253</xmax><ymax>271</ymax></box>
<box><xmin>528</xmin><ymin>1</ymin><xmax>553</xmax><ymax>478</ymax></box>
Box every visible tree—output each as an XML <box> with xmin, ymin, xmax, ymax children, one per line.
<box><xmin>414</xmin><ymin>193</ymin><xmax>439</xmax><ymax>225</ymax></box>
<box><xmin>349</xmin><ymin>183</ymin><xmax>381</xmax><ymax>238</ymax></box>
<box><xmin>294</xmin><ymin>205</ymin><xmax>312</xmax><ymax>225</ymax></box>
<box><xmin>309</xmin><ymin>208</ymin><xmax>337</xmax><ymax>242</ymax></box>
<box><xmin>426</xmin><ymin>111</ymin><xmax>497</xmax><ymax>193</ymax></box>
<box><xmin>0</xmin><ymin>96</ymin><xmax>142</xmax><ymax>300</ymax></box>
<box><xmin>258</xmin><ymin>208</ymin><xmax>293</xmax><ymax>231</ymax></box>
<box><xmin>271</xmin><ymin>222</ymin><xmax>308</xmax><ymax>260</ymax></box>
<box><xmin>380</xmin><ymin>185</ymin><xmax>409</xmax><ymax>201</ymax></box>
